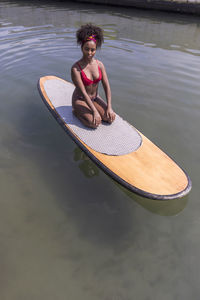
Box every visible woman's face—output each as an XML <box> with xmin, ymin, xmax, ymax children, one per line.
<box><xmin>82</xmin><ymin>41</ymin><xmax>97</xmax><ymax>61</ymax></box>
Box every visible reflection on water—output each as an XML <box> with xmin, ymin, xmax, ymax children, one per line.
<box><xmin>73</xmin><ymin>147</ymin><xmax>100</xmax><ymax>178</ymax></box>
<box><xmin>117</xmin><ymin>184</ymin><xmax>189</xmax><ymax>216</ymax></box>
<box><xmin>73</xmin><ymin>147</ymin><xmax>188</xmax><ymax>216</ymax></box>
<box><xmin>1</xmin><ymin>0</ymin><xmax>200</xmax><ymax>55</ymax></box>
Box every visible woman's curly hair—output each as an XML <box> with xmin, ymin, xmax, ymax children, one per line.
<box><xmin>76</xmin><ymin>23</ymin><xmax>104</xmax><ymax>48</ymax></box>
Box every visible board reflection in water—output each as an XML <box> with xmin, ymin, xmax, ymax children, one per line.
<box><xmin>73</xmin><ymin>147</ymin><xmax>189</xmax><ymax>216</ymax></box>
<box><xmin>73</xmin><ymin>147</ymin><xmax>100</xmax><ymax>178</ymax></box>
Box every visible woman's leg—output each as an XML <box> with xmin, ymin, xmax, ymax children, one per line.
<box><xmin>72</xmin><ymin>98</ymin><xmax>101</xmax><ymax>129</ymax></box>
<box><xmin>93</xmin><ymin>96</ymin><xmax>115</xmax><ymax>124</ymax></box>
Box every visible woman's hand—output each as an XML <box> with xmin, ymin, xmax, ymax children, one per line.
<box><xmin>93</xmin><ymin>110</ymin><xmax>102</xmax><ymax>127</ymax></box>
<box><xmin>106</xmin><ymin>107</ymin><xmax>116</xmax><ymax>123</ymax></box>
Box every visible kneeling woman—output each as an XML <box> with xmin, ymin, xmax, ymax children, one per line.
<box><xmin>71</xmin><ymin>23</ymin><xmax>116</xmax><ymax>129</ymax></box>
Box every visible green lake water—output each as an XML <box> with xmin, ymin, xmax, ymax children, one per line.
<box><xmin>0</xmin><ymin>1</ymin><xmax>200</xmax><ymax>299</ymax></box>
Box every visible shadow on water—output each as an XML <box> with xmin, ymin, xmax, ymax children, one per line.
<box><xmin>72</xmin><ymin>147</ymin><xmax>189</xmax><ymax>216</ymax></box>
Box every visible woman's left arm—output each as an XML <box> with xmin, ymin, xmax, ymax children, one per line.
<box><xmin>100</xmin><ymin>61</ymin><xmax>111</xmax><ymax>108</ymax></box>
<box><xmin>99</xmin><ymin>61</ymin><xmax>115</xmax><ymax>120</ymax></box>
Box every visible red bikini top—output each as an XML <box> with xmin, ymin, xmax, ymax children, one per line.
<box><xmin>77</xmin><ymin>60</ymin><xmax>102</xmax><ymax>86</ymax></box>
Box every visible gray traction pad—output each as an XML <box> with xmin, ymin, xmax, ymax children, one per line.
<box><xmin>44</xmin><ymin>79</ymin><xmax>142</xmax><ymax>155</ymax></box>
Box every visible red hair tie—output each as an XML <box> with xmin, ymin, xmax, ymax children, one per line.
<box><xmin>82</xmin><ymin>35</ymin><xmax>97</xmax><ymax>46</ymax></box>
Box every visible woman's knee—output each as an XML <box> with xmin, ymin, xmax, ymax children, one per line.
<box><xmin>73</xmin><ymin>110</ymin><xmax>100</xmax><ymax>129</ymax></box>
<box><xmin>87</xmin><ymin>115</ymin><xmax>101</xmax><ymax>128</ymax></box>
<box><xmin>102</xmin><ymin>114</ymin><xmax>115</xmax><ymax>124</ymax></box>
<box><xmin>89</xmin><ymin>123</ymin><xmax>99</xmax><ymax>129</ymax></box>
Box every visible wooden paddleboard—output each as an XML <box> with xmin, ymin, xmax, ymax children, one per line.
<box><xmin>38</xmin><ymin>75</ymin><xmax>192</xmax><ymax>200</ymax></box>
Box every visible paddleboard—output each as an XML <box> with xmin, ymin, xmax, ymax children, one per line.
<box><xmin>38</xmin><ymin>75</ymin><xmax>192</xmax><ymax>200</ymax></box>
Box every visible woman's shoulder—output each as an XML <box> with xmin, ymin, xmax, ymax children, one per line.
<box><xmin>72</xmin><ymin>61</ymin><xmax>79</xmax><ymax>68</ymax></box>
<box><xmin>96</xmin><ymin>59</ymin><xmax>104</xmax><ymax>70</ymax></box>
<box><xmin>71</xmin><ymin>61</ymin><xmax>81</xmax><ymax>72</ymax></box>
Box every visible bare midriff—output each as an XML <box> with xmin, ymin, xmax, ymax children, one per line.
<box><xmin>72</xmin><ymin>84</ymin><xmax>99</xmax><ymax>107</ymax></box>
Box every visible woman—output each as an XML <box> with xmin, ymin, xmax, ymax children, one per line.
<box><xmin>71</xmin><ymin>23</ymin><xmax>116</xmax><ymax>129</ymax></box>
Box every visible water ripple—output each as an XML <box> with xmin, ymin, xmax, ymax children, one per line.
<box><xmin>0</xmin><ymin>24</ymin><xmax>76</xmax><ymax>70</ymax></box>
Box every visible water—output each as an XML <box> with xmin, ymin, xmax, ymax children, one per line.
<box><xmin>0</xmin><ymin>1</ymin><xmax>200</xmax><ymax>299</ymax></box>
